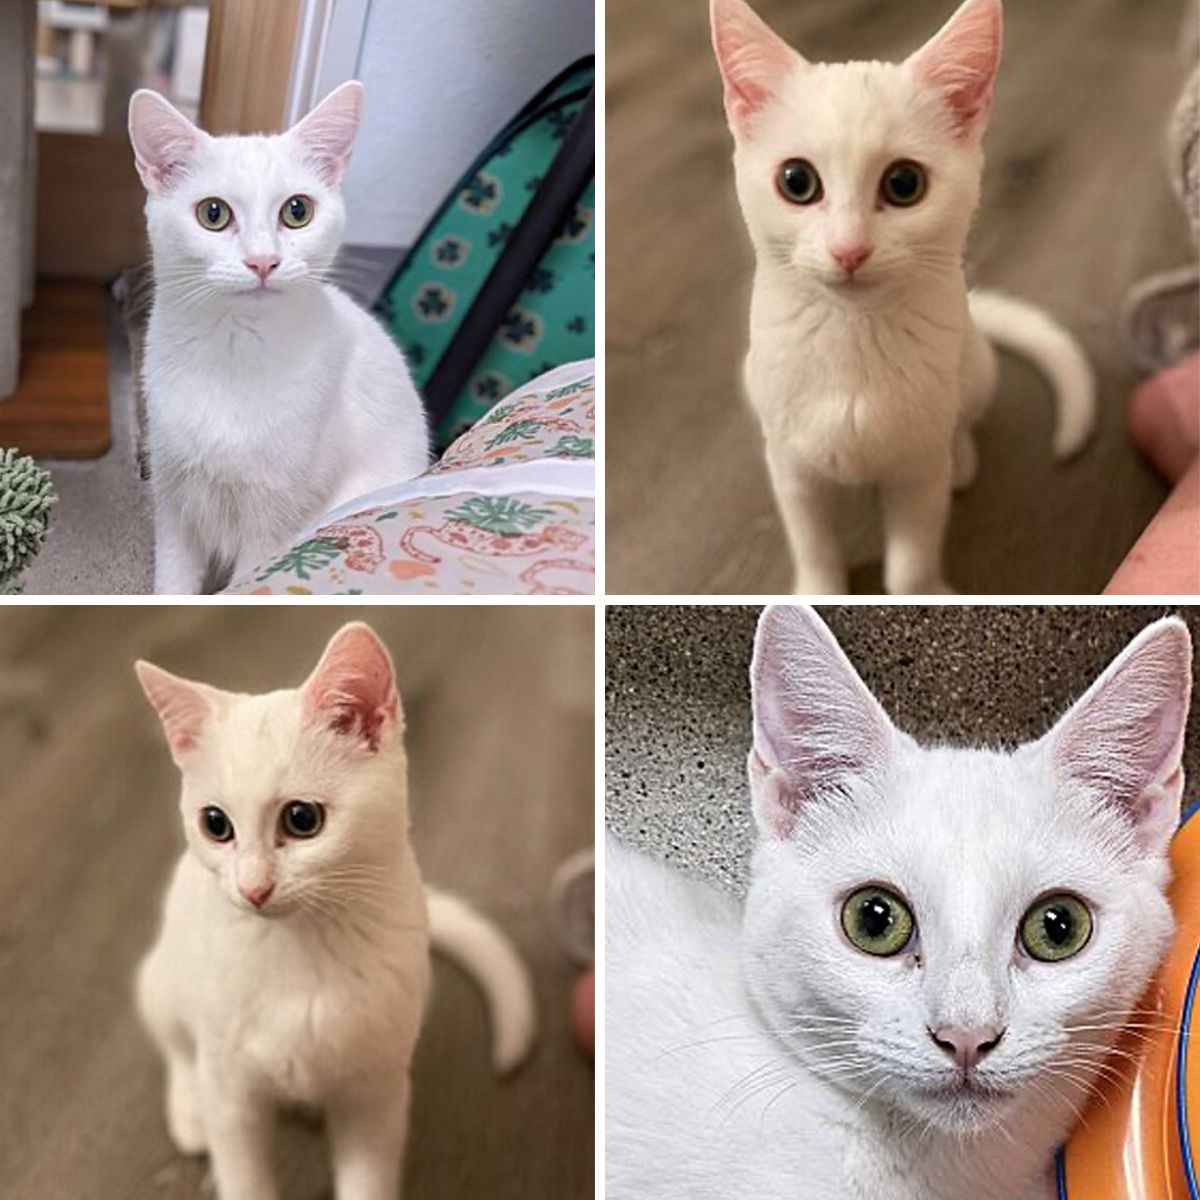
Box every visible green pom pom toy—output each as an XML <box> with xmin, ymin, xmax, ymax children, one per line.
<box><xmin>0</xmin><ymin>447</ymin><xmax>55</xmax><ymax>594</ymax></box>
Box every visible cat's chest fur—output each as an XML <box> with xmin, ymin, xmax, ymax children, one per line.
<box><xmin>166</xmin><ymin>853</ymin><xmax>431</xmax><ymax>1106</ymax></box>
<box><xmin>745</xmin><ymin>279</ymin><xmax>967</xmax><ymax>483</ymax></box>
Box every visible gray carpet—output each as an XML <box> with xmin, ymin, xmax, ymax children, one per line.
<box><xmin>24</xmin><ymin>296</ymin><xmax>153</xmax><ymax>595</ymax></box>
<box><xmin>606</xmin><ymin>605</ymin><xmax>1200</xmax><ymax>896</ymax></box>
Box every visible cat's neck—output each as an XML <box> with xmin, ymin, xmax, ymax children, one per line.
<box><xmin>150</xmin><ymin>273</ymin><xmax>335</xmax><ymax>350</ymax></box>
<box><xmin>749</xmin><ymin>254</ymin><xmax>967</xmax><ymax>331</ymax></box>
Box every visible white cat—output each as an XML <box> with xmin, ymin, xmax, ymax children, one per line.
<box><xmin>606</xmin><ymin>605</ymin><xmax>1192</xmax><ymax>1200</ymax></box>
<box><xmin>711</xmin><ymin>0</ymin><xmax>1096</xmax><ymax>594</ymax></box>
<box><xmin>128</xmin><ymin>84</ymin><xmax>430</xmax><ymax>594</ymax></box>
<box><xmin>135</xmin><ymin>622</ymin><xmax>535</xmax><ymax>1200</ymax></box>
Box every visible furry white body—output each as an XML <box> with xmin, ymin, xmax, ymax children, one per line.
<box><xmin>134</xmin><ymin>625</ymin><xmax>535</xmax><ymax>1200</ymax></box>
<box><xmin>606</xmin><ymin>837</ymin><xmax>1057</xmax><ymax>1200</ymax></box>
<box><xmin>144</xmin><ymin>281</ymin><xmax>429</xmax><ymax>592</ymax></box>
<box><xmin>138</xmin><ymin>844</ymin><xmax>429</xmax><ymax>1196</ymax></box>
<box><xmin>715</xmin><ymin>0</ymin><xmax>1095</xmax><ymax>593</ymax></box>
<box><xmin>606</xmin><ymin>606</ymin><xmax>1191</xmax><ymax>1200</ymax></box>
<box><xmin>130</xmin><ymin>85</ymin><xmax>430</xmax><ymax>594</ymax></box>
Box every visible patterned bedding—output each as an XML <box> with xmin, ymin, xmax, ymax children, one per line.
<box><xmin>223</xmin><ymin>361</ymin><xmax>595</xmax><ymax>596</ymax></box>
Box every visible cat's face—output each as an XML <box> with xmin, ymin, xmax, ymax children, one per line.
<box><xmin>743</xmin><ymin>606</ymin><xmax>1191</xmax><ymax>1135</ymax></box>
<box><xmin>711</xmin><ymin>0</ymin><xmax>1001</xmax><ymax>290</ymax></box>
<box><xmin>128</xmin><ymin>84</ymin><xmax>362</xmax><ymax>302</ymax></box>
<box><xmin>137</xmin><ymin>623</ymin><xmax>406</xmax><ymax>918</ymax></box>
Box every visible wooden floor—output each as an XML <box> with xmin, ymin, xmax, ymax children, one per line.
<box><xmin>606</xmin><ymin>0</ymin><xmax>1196</xmax><ymax>595</ymax></box>
<box><xmin>0</xmin><ymin>280</ymin><xmax>111</xmax><ymax>458</ymax></box>
<box><xmin>0</xmin><ymin>605</ymin><xmax>593</xmax><ymax>1200</ymax></box>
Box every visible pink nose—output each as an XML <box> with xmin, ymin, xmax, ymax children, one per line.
<box><xmin>830</xmin><ymin>244</ymin><xmax>873</xmax><ymax>273</ymax></box>
<box><xmin>240</xmin><ymin>882</ymin><xmax>275</xmax><ymax>908</ymax></box>
<box><xmin>928</xmin><ymin>1024</ymin><xmax>1005</xmax><ymax>1070</ymax></box>
<box><xmin>244</xmin><ymin>256</ymin><xmax>280</xmax><ymax>282</ymax></box>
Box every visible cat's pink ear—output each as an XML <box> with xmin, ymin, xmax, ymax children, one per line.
<box><xmin>1038</xmin><ymin>618</ymin><xmax>1192</xmax><ymax>855</ymax></box>
<box><xmin>136</xmin><ymin>661</ymin><xmax>220</xmax><ymax>764</ymax></box>
<box><xmin>128</xmin><ymin>89</ymin><xmax>206</xmax><ymax>195</ymax></box>
<box><xmin>710</xmin><ymin>0</ymin><xmax>803</xmax><ymax>139</ymax></box>
<box><xmin>749</xmin><ymin>606</ymin><xmax>897</xmax><ymax>839</ymax></box>
<box><xmin>289</xmin><ymin>80</ymin><xmax>363</xmax><ymax>186</ymax></box>
<box><xmin>302</xmin><ymin>623</ymin><xmax>399</xmax><ymax>752</ymax></box>
<box><xmin>905</xmin><ymin>0</ymin><xmax>1002</xmax><ymax>138</ymax></box>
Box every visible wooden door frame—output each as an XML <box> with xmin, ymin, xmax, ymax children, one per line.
<box><xmin>199</xmin><ymin>0</ymin><xmax>305</xmax><ymax>135</ymax></box>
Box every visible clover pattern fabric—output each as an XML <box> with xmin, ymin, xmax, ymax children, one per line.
<box><xmin>378</xmin><ymin>62</ymin><xmax>595</xmax><ymax>450</ymax></box>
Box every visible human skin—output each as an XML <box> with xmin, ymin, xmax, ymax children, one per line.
<box><xmin>1105</xmin><ymin>353</ymin><xmax>1200</xmax><ymax>595</ymax></box>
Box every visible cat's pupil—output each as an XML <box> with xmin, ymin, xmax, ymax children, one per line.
<box><xmin>859</xmin><ymin>897</ymin><xmax>892</xmax><ymax>939</ymax></box>
<box><xmin>288</xmin><ymin>198</ymin><xmax>306</xmax><ymax>220</ymax></box>
<box><xmin>205</xmin><ymin>202</ymin><xmax>221</xmax><ymax>223</ymax></box>
<box><xmin>1042</xmin><ymin>905</ymin><xmax>1073</xmax><ymax>946</ymax></box>
<box><xmin>889</xmin><ymin>168</ymin><xmax>918</xmax><ymax>198</ymax></box>
<box><xmin>283</xmin><ymin>800</ymin><xmax>324</xmax><ymax>837</ymax></box>
<box><xmin>202</xmin><ymin>806</ymin><xmax>232</xmax><ymax>841</ymax></box>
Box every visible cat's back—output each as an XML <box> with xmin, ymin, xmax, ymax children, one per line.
<box><xmin>321</xmin><ymin>284</ymin><xmax>431</xmax><ymax>482</ymax></box>
<box><xmin>606</xmin><ymin>836</ymin><xmax>843</xmax><ymax>1199</ymax></box>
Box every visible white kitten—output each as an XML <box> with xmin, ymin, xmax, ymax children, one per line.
<box><xmin>711</xmin><ymin>0</ymin><xmax>1096</xmax><ymax>594</ymax></box>
<box><xmin>607</xmin><ymin>606</ymin><xmax>1191</xmax><ymax>1200</ymax></box>
<box><xmin>135</xmin><ymin>623</ymin><xmax>535</xmax><ymax>1200</ymax></box>
<box><xmin>128</xmin><ymin>84</ymin><xmax>430</xmax><ymax>595</ymax></box>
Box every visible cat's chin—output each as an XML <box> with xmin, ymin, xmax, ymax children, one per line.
<box><xmin>896</xmin><ymin>1080</ymin><xmax>1015</xmax><ymax>1133</ymax></box>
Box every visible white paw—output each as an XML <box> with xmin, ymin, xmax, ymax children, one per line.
<box><xmin>167</xmin><ymin>1089</ymin><xmax>208</xmax><ymax>1156</ymax></box>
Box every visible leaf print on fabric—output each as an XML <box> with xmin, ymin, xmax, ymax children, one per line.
<box><xmin>257</xmin><ymin>539</ymin><xmax>342</xmax><ymax>582</ymax></box>
<box><xmin>484</xmin><ymin>418</ymin><xmax>545</xmax><ymax>449</ymax></box>
<box><xmin>445</xmin><ymin>496</ymin><xmax>553</xmax><ymax>534</ymax></box>
<box><xmin>552</xmin><ymin>434</ymin><xmax>593</xmax><ymax>458</ymax></box>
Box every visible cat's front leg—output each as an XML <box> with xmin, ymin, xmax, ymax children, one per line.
<box><xmin>326</xmin><ymin>1077</ymin><xmax>412</xmax><ymax>1200</ymax></box>
<box><xmin>198</xmin><ymin>1062</ymin><xmax>279</xmax><ymax>1200</ymax></box>
<box><xmin>878</xmin><ymin>454</ymin><xmax>955</xmax><ymax>594</ymax></box>
<box><xmin>764</xmin><ymin>449</ymin><xmax>848</xmax><ymax>594</ymax></box>
<box><xmin>152</xmin><ymin>501</ymin><xmax>207</xmax><ymax>596</ymax></box>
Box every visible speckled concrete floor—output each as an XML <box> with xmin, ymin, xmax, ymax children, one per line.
<box><xmin>605</xmin><ymin>605</ymin><xmax>1200</xmax><ymax>896</ymax></box>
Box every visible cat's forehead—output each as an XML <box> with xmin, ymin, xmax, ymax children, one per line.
<box><xmin>760</xmin><ymin>62</ymin><xmax>951</xmax><ymax>162</ymax></box>
<box><xmin>185</xmin><ymin>132</ymin><xmax>323</xmax><ymax>204</ymax></box>
<box><xmin>823</xmin><ymin>746</ymin><xmax>1133</xmax><ymax>898</ymax></box>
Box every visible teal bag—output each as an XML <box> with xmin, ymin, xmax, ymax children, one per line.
<box><xmin>376</xmin><ymin>58</ymin><xmax>595</xmax><ymax>449</ymax></box>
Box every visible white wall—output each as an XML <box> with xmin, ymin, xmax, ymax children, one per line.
<box><xmin>341</xmin><ymin>0</ymin><xmax>593</xmax><ymax>248</ymax></box>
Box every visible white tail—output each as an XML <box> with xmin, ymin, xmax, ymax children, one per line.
<box><xmin>969</xmin><ymin>289</ymin><xmax>1097</xmax><ymax>460</ymax></box>
<box><xmin>426</xmin><ymin>887</ymin><xmax>537</xmax><ymax>1074</ymax></box>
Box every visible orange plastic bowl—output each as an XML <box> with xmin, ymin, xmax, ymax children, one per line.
<box><xmin>1058</xmin><ymin>798</ymin><xmax>1200</xmax><ymax>1198</ymax></box>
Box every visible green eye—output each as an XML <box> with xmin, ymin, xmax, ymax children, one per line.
<box><xmin>1020</xmin><ymin>894</ymin><xmax>1093</xmax><ymax>962</ymax></box>
<box><xmin>880</xmin><ymin>160</ymin><xmax>927</xmax><ymax>207</ymax></box>
<box><xmin>776</xmin><ymin>158</ymin><xmax>823</xmax><ymax>205</ymax></box>
<box><xmin>841</xmin><ymin>886</ymin><xmax>915</xmax><ymax>957</ymax></box>
<box><xmin>280</xmin><ymin>194</ymin><xmax>314</xmax><ymax>228</ymax></box>
<box><xmin>196</xmin><ymin>197</ymin><xmax>232</xmax><ymax>231</ymax></box>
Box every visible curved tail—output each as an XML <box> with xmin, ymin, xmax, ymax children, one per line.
<box><xmin>426</xmin><ymin>887</ymin><xmax>537</xmax><ymax>1074</ymax></box>
<box><xmin>969</xmin><ymin>290</ymin><xmax>1097</xmax><ymax>460</ymax></box>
